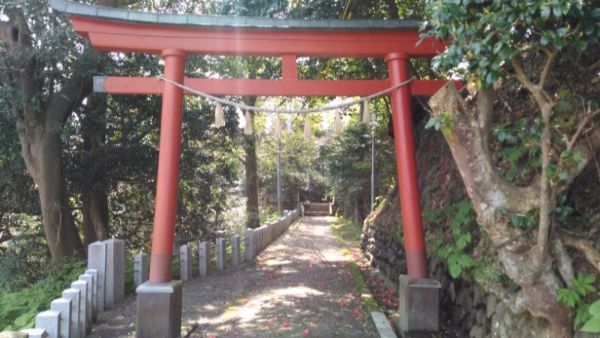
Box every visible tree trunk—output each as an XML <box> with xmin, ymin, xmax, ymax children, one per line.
<box><xmin>1</xmin><ymin>7</ymin><xmax>105</xmax><ymax>266</ymax></box>
<box><xmin>244</xmin><ymin>122</ymin><xmax>260</xmax><ymax>228</ymax></box>
<box><xmin>80</xmin><ymin>95</ymin><xmax>110</xmax><ymax>246</ymax></box>
<box><xmin>23</xmin><ymin>127</ymin><xmax>84</xmax><ymax>265</ymax></box>
<box><xmin>82</xmin><ymin>188</ymin><xmax>109</xmax><ymax>245</ymax></box>
<box><xmin>428</xmin><ymin>83</ymin><xmax>571</xmax><ymax>337</ymax></box>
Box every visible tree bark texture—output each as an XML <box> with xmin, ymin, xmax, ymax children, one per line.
<box><xmin>82</xmin><ymin>188</ymin><xmax>109</xmax><ymax>245</ymax></box>
<box><xmin>29</xmin><ymin>128</ymin><xmax>84</xmax><ymax>264</ymax></box>
<box><xmin>80</xmin><ymin>96</ymin><xmax>110</xmax><ymax>246</ymax></box>
<box><xmin>243</xmin><ymin>98</ymin><xmax>260</xmax><ymax>228</ymax></box>
<box><xmin>428</xmin><ymin>83</ymin><xmax>574</xmax><ymax>337</ymax></box>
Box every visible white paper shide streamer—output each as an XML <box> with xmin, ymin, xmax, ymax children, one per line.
<box><xmin>273</xmin><ymin>115</ymin><xmax>281</xmax><ymax>138</ymax></box>
<box><xmin>333</xmin><ymin>111</ymin><xmax>342</xmax><ymax>133</ymax></box>
<box><xmin>303</xmin><ymin>116</ymin><xmax>312</xmax><ymax>138</ymax></box>
<box><xmin>214</xmin><ymin>102</ymin><xmax>225</xmax><ymax>127</ymax></box>
<box><xmin>362</xmin><ymin>100</ymin><xmax>370</xmax><ymax>124</ymax></box>
<box><xmin>157</xmin><ymin>75</ymin><xmax>415</xmax><ymax>135</ymax></box>
<box><xmin>286</xmin><ymin>117</ymin><xmax>293</xmax><ymax>134</ymax></box>
<box><xmin>244</xmin><ymin>110</ymin><xmax>253</xmax><ymax>135</ymax></box>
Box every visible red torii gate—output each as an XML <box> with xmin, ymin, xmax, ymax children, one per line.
<box><xmin>52</xmin><ymin>0</ymin><xmax>451</xmax><ymax>335</ymax></box>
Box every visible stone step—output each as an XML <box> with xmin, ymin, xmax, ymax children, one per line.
<box><xmin>304</xmin><ymin>211</ymin><xmax>330</xmax><ymax>216</ymax></box>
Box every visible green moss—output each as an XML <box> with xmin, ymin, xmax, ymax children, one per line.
<box><xmin>331</xmin><ymin>218</ymin><xmax>362</xmax><ymax>243</ymax></box>
<box><xmin>331</xmin><ymin>219</ymin><xmax>382</xmax><ymax>313</ymax></box>
<box><xmin>347</xmin><ymin>260</ymin><xmax>380</xmax><ymax>312</ymax></box>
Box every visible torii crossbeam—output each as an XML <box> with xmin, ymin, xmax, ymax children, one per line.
<box><xmin>51</xmin><ymin>0</ymin><xmax>453</xmax><ymax>335</ymax></box>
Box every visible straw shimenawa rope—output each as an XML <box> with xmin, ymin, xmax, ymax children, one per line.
<box><xmin>157</xmin><ymin>75</ymin><xmax>415</xmax><ymax>114</ymax></box>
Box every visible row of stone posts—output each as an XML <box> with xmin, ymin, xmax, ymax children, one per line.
<box><xmin>157</xmin><ymin>209</ymin><xmax>301</xmax><ymax>284</ymax></box>
<box><xmin>17</xmin><ymin>239</ymin><xmax>125</xmax><ymax>338</ymax></box>
<box><xmin>15</xmin><ymin>208</ymin><xmax>300</xmax><ymax>338</ymax></box>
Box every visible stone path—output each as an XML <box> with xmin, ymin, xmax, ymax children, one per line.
<box><xmin>89</xmin><ymin>216</ymin><xmax>377</xmax><ymax>337</ymax></box>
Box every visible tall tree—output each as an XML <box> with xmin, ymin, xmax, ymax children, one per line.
<box><xmin>0</xmin><ymin>0</ymin><xmax>116</xmax><ymax>265</ymax></box>
<box><xmin>243</xmin><ymin>102</ymin><xmax>261</xmax><ymax>228</ymax></box>
<box><xmin>424</xmin><ymin>1</ymin><xmax>599</xmax><ymax>336</ymax></box>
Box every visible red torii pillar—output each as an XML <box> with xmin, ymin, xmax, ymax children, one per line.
<box><xmin>135</xmin><ymin>49</ymin><xmax>187</xmax><ymax>338</ymax></box>
<box><xmin>149</xmin><ymin>49</ymin><xmax>187</xmax><ymax>283</ymax></box>
<box><xmin>387</xmin><ymin>53</ymin><xmax>440</xmax><ymax>332</ymax></box>
<box><xmin>386</xmin><ymin>53</ymin><xmax>427</xmax><ymax>279</ymax></box>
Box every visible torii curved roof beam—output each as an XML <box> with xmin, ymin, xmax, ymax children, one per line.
<box><xmin>49</xmin><ymin>0</ymin><xmax>443</xmax><ymax>57</ymax></box>
<box><xmin>50</xmin><ymin>0</ymin><xmax>457</xmax><ymax>97</ymax></box>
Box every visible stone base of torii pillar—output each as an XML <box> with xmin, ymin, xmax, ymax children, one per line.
<box><xmin>398</xmin><ymin>275</ymin><xmax>441</xmax><ymax>335</ymax></box>
<box><xmin>136</xmin><ymin>281</ymin><xmax>182</xmax><ymax>338</ymax></box>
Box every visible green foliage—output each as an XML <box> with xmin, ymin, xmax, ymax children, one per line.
<box><xmin>425</xmin><ymin>112</ymin><xmax>452</xmax><ymax>132</ymax></box>
<box><xmin>259</xmin><ymin>207</ymin><xmax>282</xmax><ymax>225</ymax></box>
<box><xmin>432</xmin><ymin>201</ymin><xmax>476</xmax><ymax>279</ymax></box>
<box><xmin>347</xmin><ymin>259</ymin><xmax>380</xmax><ymax>313</ymax></box>
<box><xmin>331</xmin><ymin>218</ymin><xmax>363</xmax><ymax>243</ymax></box>
<box><xmin>257</xmin><ymin>129</ymin><xmax>326</xmax><ymax>209</ymax></box>
<box><xmin>557</xmin><ymin>274</ymin><xmax>599</xmax><ymax>331</ymax></box>
<box><xmin>0</xmin><ymin>215</ymin><xmax>48</xmax><ymax>293</ymax></box>
<box><xmin>554</xmin><ymin>195</ymin><xmax>575</xmax><ymax>224</ymax></box>
<box><xmin>581</xmin><ymin>300</ymin><xmax>600</xmax><ymax>333</ymax></box>
<box><xmin>321</xmin><ymin>116</ymin><xmax>395</xmax><ymax>218</ymax></box>
<box><xmin>0</xmin><ymin>260</ymin><xmax>85</xmax><ymax>331</ymax></box>
<box><xmin>421</xmin><ymin>0</ymin><xmax>599</xmax><ymax>86</ymax></box>
<box><xmin>492</xmin><ymin>117</ymin><xmax>542</xmax><ymax>182</ymax></box>
<box><xmin>508</xmin><ymin>209</ymin><xmax>537</xmax><ymax>229</ymax></box>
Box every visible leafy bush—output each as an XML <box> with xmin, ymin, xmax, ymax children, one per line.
<box><xmin>581</xmin><ymin>300</ymin><xmax>600</xmax><ymax>333</ymax></box>
<box><xmin>0</xmin><ymin>214</ymin><xmax>48</xmax><ymax>293</ymax></box>
<box><xmin>556</xmin><ymin>274</ymin><xmax>600</xmax><ymax>332</ymax></box>
<box><xmin>0</xmin><ymin>259</ymin><xmax>85</xmax><ymax>331</ymax></box>
<box><xmin>432</xmin><ymin>201</ymin><xmax>476</xmax><ymax>278</ymax></box>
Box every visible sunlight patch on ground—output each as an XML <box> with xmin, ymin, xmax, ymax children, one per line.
<box><xmin>319</xmin><ymin>248</ymin><xmax>348</xmax><ymax>262</ymax></box>
<box><xmin>263</xmin><ymin>258</ymin><xmax>292</xmax><ymax>266</ymax></box>
<box><xmin>202</xmin><ymin>304</ymin><xmax>218</xmax><ymax>311</ymax></box>
<box><xmin>223</xmin><ymin>286</ymin><xmax>324</xmax><ymax>324</ymax></box>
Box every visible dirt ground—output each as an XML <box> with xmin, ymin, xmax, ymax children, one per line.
<box><xmin>88</xmin><ymin>216</ymin><xmax>378</xmax><ymax>337</ymax></box>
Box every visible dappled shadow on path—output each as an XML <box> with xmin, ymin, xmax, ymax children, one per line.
<box><xmin>89</xmin><ymin>217</ymin><xmax>377</xmax><ymax>337</ymax></box>
<box><xmin>187</xmin><ymin>216</ymin><xmax>376</xmax><ymax>337</ymax></box>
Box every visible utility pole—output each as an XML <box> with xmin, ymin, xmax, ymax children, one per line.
<box><xmin>276</xmin><ymin>139</ymin><xmax>282</xmax><ymax>214</ymax></box>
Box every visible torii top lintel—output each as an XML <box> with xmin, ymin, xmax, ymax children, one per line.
<box><xmin>49</xmin><ymin>0</ymin><xmax>443</xmax><ymax>57</ymax></box>
<box><xmin>50</xmin><ymin>0</ymin><xmax>456</xmax><ymax>97</ymax></box>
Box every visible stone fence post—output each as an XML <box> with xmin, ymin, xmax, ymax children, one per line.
<box><xmin>34</xmin><ymin>311</ymin><xmax>60</xmax><ymax>338</ymax></box>
<box><xmin>78</xmin><ymin>274</ymin><xmax>94</xmax><ymax>324</ymax></box>
<box><xmin>133</xmin><ymin>253</ymin><xmax>149</xmax><ymax>287</ymax></box>
<box><xmin>180</xmin><ymin>245</ymin><xmax>192</xmax><ymax>281</ymax></box>
<box><xmin>231</xmin><ymin>235</ymin><xmax>240</xmax><ymax>267</ymax></box>
<box><xmin>71</xmin><ymin>280</ymin><xmax>87</xmax><ymax>337</ymax></box>
<box><xmin>198</xmin><ymin>241</ymin><xmax>208</xmax><ymax>276</ymax></box>
<box><xmin>87</xmin><ymin>242</ymin><xmax>106</xmax><ymax>312</ymax></box>
<box><xmin>216</xmin><ymin>238</ymin><xmax>226</xmax><ymax>271</ymax></box>
<box><xmin>244</xmin><ymin>229</ymin><xmax>255</xmax><ymax>262</ymax></box>
<box><xmin>62</xmin><ymin>288</ymin><xmax>80</xmax><ymax>338</ymax></box>
<box><xmin>50</xmin><ymin>298</ymin><xmax>71</xmax><ymax>338</ymax></box>
<box><xmin>104</xmin><ymin>239</ymin><xmax>124</xmax><ymax>307</ymax></box>
<box><xmin>84</xmin><ymin>269</ymin><xmax>98</xmax><ymax>321</ymax></box>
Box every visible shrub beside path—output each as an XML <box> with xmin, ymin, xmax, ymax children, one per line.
<box><xmin>89</xmin><ymin>216</ymin><xmax>377</xmax><ymax>337</ymax></box>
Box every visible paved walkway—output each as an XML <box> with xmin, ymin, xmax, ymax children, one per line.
<box><xmin>89</xmin><ymin>216</ymin><xmax>377</xmax><ymax>337</ymax></box>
